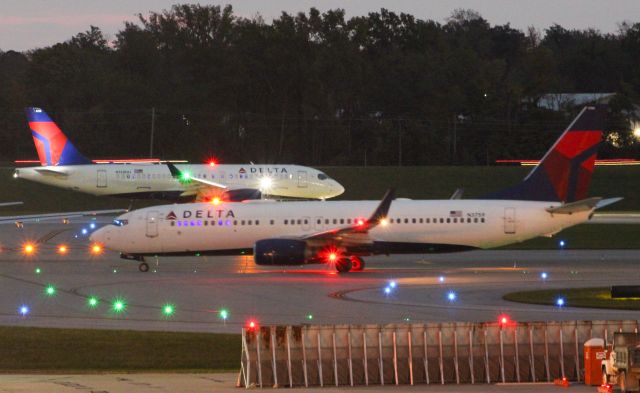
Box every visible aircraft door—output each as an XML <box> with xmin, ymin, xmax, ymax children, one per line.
<box><xmin>297</xmin><ymin>171</ymin><xmax>308</xmax><ymax>188</ymax></box>
<box><xmin>146</xmin><ymin>211</ymin><xmax>159</xmax><ymax>238</ymax></box>
<box><xmin>504</xmin><ymin>207</ymin><xmax>516</xmax><ymax>234</ymax></box>
<box><xmin>97</xmin><ymin>170</ymin><xmax>107</xmax><ymax>188</ymax></box>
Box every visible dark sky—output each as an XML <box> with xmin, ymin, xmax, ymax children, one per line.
<box><xmin>2</xmin><ymin>0</ymin><xmax>639</xmax><ymax>51</ymax></box>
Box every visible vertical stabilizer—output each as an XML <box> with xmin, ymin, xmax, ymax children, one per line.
<box><xmin>485</xmin><ymin>105</ymin><xmax>605</xmax><ymax>202</ymax></box>
<box><xmin>26</xmin><ymin>107</ymin><xmax>91</xmax><ymax>166</ymax></box>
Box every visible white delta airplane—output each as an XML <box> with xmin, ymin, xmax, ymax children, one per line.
<box><xmin>13</xmin><ymin>108</ymin><xmax>344</xmax><ymax>202</ymax></box>
<box><xmin>92</xmin><ymin>106</ymin><xmax>620</xmax><ymax>273</ymax></box>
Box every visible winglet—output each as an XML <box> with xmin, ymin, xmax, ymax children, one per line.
<box><xmin>368</xmin><ymin>188</ymin><xmax>395</xmax><ymax>224</ymax></box>
<box><xmin>595</xmin><ymin>197</ymin><xmax>623</xmax><ymax>210</ymax></box>
<box><xmin>167</xmin><ymin>162</ymin><xmax>182</xmax><ymax>178</ymax></box>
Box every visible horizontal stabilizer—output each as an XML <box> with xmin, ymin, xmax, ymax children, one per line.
<box><xmin>595</xmin><ymin>197</ymin><xmax>623</xmax><ymax>210</ymax></box>
<box><xmin>34</xmin><ymin>168</ymin><xmax>69</xmax><ymax>177</ymax></box>
<box><xmin>545</xmin><ymin>197</ymin><xmax>602</xmax><ymax>214</ymax></box>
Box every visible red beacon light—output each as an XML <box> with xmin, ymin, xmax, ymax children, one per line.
<box><xmin>207</xmin><ymin>159</ymin><xmax>217</xmax><ymax>167</ymax></box>
<box><xmin>498</xmin><ymin>314</ymin><xmax>514</xmax><ymax>327</ymax></box>
<box><xmin>246</xmin><ymin>319</ymin><xmax>258</xmax><ymax>331</ymax></box>
<box><xmin>356</xmin><ymin>218</ymin><xmax>365</xmax><ymax>226</ymax></box>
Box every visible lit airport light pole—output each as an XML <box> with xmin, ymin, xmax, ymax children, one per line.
<box><xmin>90</xmin><ymin>243</ymin><xmax>103</xmax><ymax>255</ymax></box>
<box><xmin>57</xmin><ymin>244</ymin><xmax>68</xmax><ymax>254</ymax></box>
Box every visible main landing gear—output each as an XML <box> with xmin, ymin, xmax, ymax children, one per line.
<box><xmin>335</xmin><ymin>256</ymin><xmax>365</xmax><ymax>273</ymax></box>
<box><xmin>138</xmin><ymin>261</ymin><xmax>149</xmax><ymax>272</ymax></box>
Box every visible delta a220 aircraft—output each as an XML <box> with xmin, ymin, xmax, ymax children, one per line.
<box><xmin>14</xmin><ymin>108</ymin><xmax>344</xmax><ymax>202</ymax></box>
<box><xmin>91</xmin><ymin>106</ymin><xmax>619</xmax><ymax>273</ymax></box>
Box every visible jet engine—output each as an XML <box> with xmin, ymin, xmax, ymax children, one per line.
<box><xmin>253</xmin><ymin>239</ymin><xmax>310</xmax><ymax>265</ymax></box>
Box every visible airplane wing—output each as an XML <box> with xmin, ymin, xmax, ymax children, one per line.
<box><xmin>0</xmin><ymin>209</ymin><xmax>127</xmax><ymax>226</ymax></box>
<box><xmin>450</xmin><ymin>188</ymin><xmax>464</xmax><ymax>200</ymax></box>
<box><xmin>302</xmin><ymin>189</ymin><xmax>395</xmax><ymax>245</ymax></box>
<box><xmin>167</xmin><ymin>163</ymin><xmax>263</xmax><ymax>202</ymax></box>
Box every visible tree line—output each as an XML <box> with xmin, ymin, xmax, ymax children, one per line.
<box><xmin>0</xmin><ymin>5</ymin><xmax>639</xmax><ymax>165</ymax></box>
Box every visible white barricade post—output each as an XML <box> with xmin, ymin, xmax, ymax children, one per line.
<box><xmin>237</xmin><ymin>319</ymin><xmax>640</xmax><ymax>388</ymax></box>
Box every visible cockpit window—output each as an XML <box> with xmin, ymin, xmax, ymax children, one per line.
<box><xmin>317</xmin><ymin>173</ymin><xmax>328</xmax><ymax>180</ymax></box>
<box><xmin>113</xmin><ymin>219</ymin><xmax>129</xmax><ymax>226</ymax></box>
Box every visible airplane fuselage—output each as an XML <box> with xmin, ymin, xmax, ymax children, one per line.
<box><xmin>92</xmin><ymin>199</ymin><xmax>590</xmax><ymax>256</ymax></box>
<box><xmin>14</xmin><ymin>164</ymin><xmax>344</xmax><ymax>200</ymax></box>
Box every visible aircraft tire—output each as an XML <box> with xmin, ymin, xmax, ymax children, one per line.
<box><xmin>336</xmin><ymin>258</ymin><xmax>352</xmax><ymax>273</ymax></box>
<box><xmin>350</xmin><ymin>256</ymin><xmax>365</xmax><ymax>271</ymax></box>
<box><xmin>139</xmin><ymin>262</ymin><xmax>150</xmax><ymax>273</ymax></box>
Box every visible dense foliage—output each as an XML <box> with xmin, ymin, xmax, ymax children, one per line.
<box><xmin>1</xmin><ymin>5</ymin><xmax>639</xmax><ymax>165</ymax></box>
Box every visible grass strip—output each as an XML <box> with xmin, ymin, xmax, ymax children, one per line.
<box><xmin>0</xmin><ymin>326</ymin><xmax>240</xmax><ymax>372</ymax></box>
<box><xmin>503</xmin><ymin>287</ymin><xmax>640</xmax><ymax>310</ymax></box>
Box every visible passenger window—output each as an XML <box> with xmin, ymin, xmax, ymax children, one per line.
<box><xmin>412</xmin><ymin>218</ymin><xmax>416</xmax><ymax>224</ymax></box>
<box><xmin>426</xmin><ymin>218</ymin><xmax>430</xmax><ymax>223</ymax></box>
<box><xmin>325</xmin><ymin>219</ymin><xmax>329</xmax><ymax>224</ymax></box>
<box><xmin>340</xmin><ymin>219</ymin><xmax>344</xmax><ymax>224</ymax></box>
<box><xmin>404</xmin><ymin>218</ymin><xmax>409</xmax><ymax>224</ymax></box>
<box><xmin>170</xmin><ymin>221</ymin><xmax>175</xmax><ymax>227</ymax></box>
<box><xmin>233</xmin><ymin>220</ymin><xmax>238</xmax><ymax>226</ymax></box>
<box><xmin>256</xmin><ymin>220</ymin><xmax>260</xmax><ymax>225</ymax></box>
<box><xmin>241</xmin><ymin>220</ymin><xmax>245</xmax><ymax>225</ymax></box>
<box><xmin>419</xmin><ymin>218</ymin><xmax>423</xmax><ymax>223</ymax></box>
<box><xmin>439</xmin><ymin>218</ymin><xmax>444</xmax><ymax>223</ymax></box>
<box><xmin>297</xmin><ymin>219</ymin><xmax>302</xmax><ymax>225</ymax></box>
<box><xmin>304</xmin><ymin>219</ymin><xmax>308</xmax><ymax>224</ymax></box>
<box><xmin>446</xmin><ymin>218</ymin><xmax>451</xmax><ymax>223</ymax></box>
<box><xmin>284</xmin><ymin>220</ymin><xmax>288</xmax><ymax>225</ymax></box>
<box><xmin>317</xmin><ymin>219</ymin><xmax>321</xmax><ymax>224</ymax></box>
<box><xmin>453</xmin><ymin>218</ymin><xmax>457</xmax><ymax>223</ymax></box>
<box><xmin>270</xmin><ymin>220</ymin><xmax>274</xmax><ymax>225</ymax></box>
<box><xmin>248</xmin><ymin>220</ymin><xmax>252</xmax><ymax>225</ymax></box>
<box><xmin>333</xmin><ymin>219</ymin><xmax>337</xmax><ymax>224</ymax></box>
<box><xmin>347</xmin><ymin>218</ymin><xmax>352</xmax><ymax>224</ymax></box>
<box><xmin>481</xmin><ymin>218</ymin><xmax>485</xmax><ymax>223</ymax></box>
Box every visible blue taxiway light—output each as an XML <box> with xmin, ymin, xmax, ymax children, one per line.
<box><xmin>559</xmin><ymin>240</ymin><xmax>566</xmax><ymax>248</ymax></box>
<box><xmin>89</xmin><ymin>223</ymin><xmax>96</xmax><ymax>229</ymax></box>
<box><xmin>19</xmin><ymin>305</ymin><xmax>29</xmax><ymax>316</ymax></box>
<box><xmin>439</xmin><ymin>276</ymin><xmax>445</xmax><ymax>283</ymax></box>
<box><xmin>556</xmin><ymin>297</ymin><xmax>565</xmax><ymax>307</ymax></box>
<box><xmin>540</xmin><ymin>272</ymin><xmax>548</xmax><ymax>280</ymax></box>
<box><xmin>389</xmin><ymin>281</ymin><xmax>397</xmax><ymax>289</ymax></box>
<box><xmin>447</xmin><ymin>291</ymin><xmax>457</xmax><ymax>301</ymax></box>
<box><xmin>81</xmin><ymin>228</ymin><xmax>88</xmax><ymax>235</ymax></box>
<box><xmin>384</xmin><ymin>287</ymin><xmax>391</xmax><ymax>295</ymax></box>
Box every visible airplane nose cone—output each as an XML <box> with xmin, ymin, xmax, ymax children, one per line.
<box><xmin>333</xmin><ymin>182</ymin><xmax>345</xmax><ymax>196</ymax></box>
<box><xmin>89</xmin><ymin>227</ymin><xmax>107</xmax><ymax>244</ymax></box>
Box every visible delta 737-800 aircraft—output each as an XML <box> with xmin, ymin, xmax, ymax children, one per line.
<box><xmin>91</xmin><ymin>106</ymin><xmax>619</xmax><ymax>273</ymax></box>
<box><xmin>14</xmin><ymin>108</ymin><xmax>344</xmax><ymax>201</ymax></box>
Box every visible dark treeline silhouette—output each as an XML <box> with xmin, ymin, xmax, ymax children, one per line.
<box><xmin>0</xmin><ymin>5</ymin><xmax>639</xmax><ymax>165</ymax></box>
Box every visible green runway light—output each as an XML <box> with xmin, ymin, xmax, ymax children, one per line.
<box><xmin>307</xmin><ymin>314</ymin><xmax>313</xmax><ymax>320</ymax></box>
<box><xmin>162</xmin><ymin>304</ymin><xmax>175</xmax><ymax>316</ymax></box>
<box><xmin>35</xmin><ymin>267</ymin><xmax>41</xmax><ymax>274</ymax></box>
<box><xmin>87</xmin><ymin>297</ymin><xmax>99</xmax><ymax>308</ymax></box>
<box><xmin>219</xmin><ymin>309</ymin><xmax>228</xmax><ymax>320</ymax></box>
<box><xmin>112</xmin><ymin>299</ymin><xmax>126</xmax><ymax>313</ymax></box>
<box><xmin>44</xmin><ymin>285</ymin><xmax>56</xmax><ymax>296</ymax></box>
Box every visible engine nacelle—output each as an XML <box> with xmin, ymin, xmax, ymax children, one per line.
<box><xmin>224</xmin><ymin>188</ymin><xmax>262</xmax><ymax>201</ymax></box>
<box><xmin>254</xmin><ymin>239</ymin><xmax>309</xmax><ymax>265</ymax></box>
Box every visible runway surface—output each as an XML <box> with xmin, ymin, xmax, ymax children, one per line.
<box><xmin>0</xmin><ymin>222</ymin><xmax>639</xmax><ymax>333</ymax></box>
